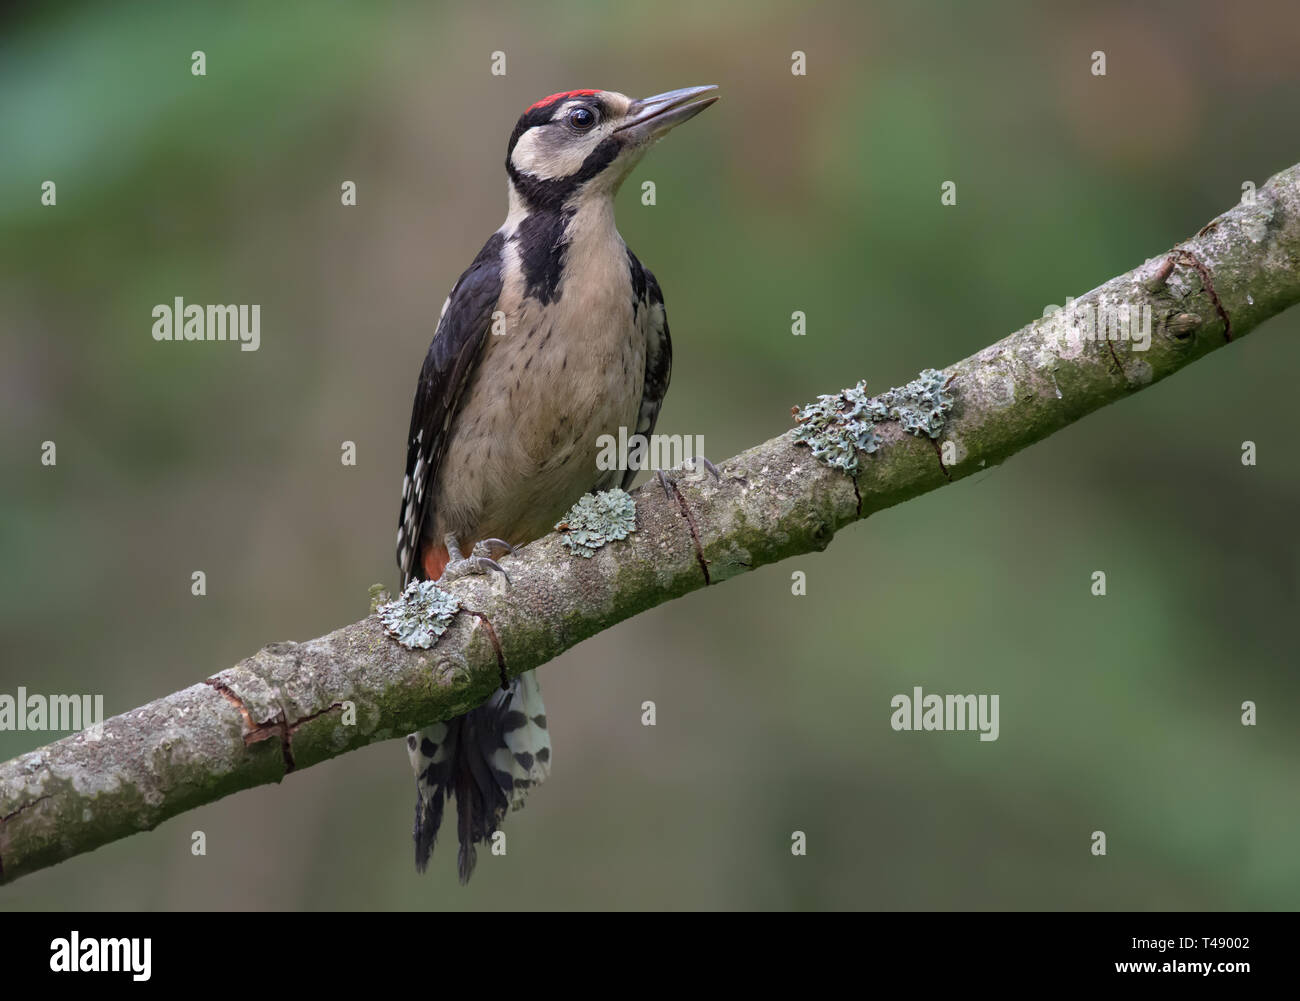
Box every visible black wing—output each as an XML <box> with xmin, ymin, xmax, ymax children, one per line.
<box><xmin>622</xmin><ymin>253</ymin><xmax>672</xmax><ymax>491</ymax></box>
<box><xmin>397</xmin><ymin>232</ymin><xmax>505</xmax><ymax>584</ymax></box>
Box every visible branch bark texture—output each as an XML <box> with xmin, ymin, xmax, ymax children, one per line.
<box><xmin>3</xmin><ymin>163</ymin><xmax>1298</xmax><ymax>886</ymax></box>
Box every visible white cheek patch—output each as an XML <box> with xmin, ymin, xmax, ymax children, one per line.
<box><xmin>511</xmin><ymin>124</ymin><xmax>607</xmax><ymax>181</ymax></box>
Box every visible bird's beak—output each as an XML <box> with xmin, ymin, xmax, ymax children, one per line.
<box><xmin>615</xmin><ymin>85</ymin><xmax>719</xmax><ymax>142</ymax></box>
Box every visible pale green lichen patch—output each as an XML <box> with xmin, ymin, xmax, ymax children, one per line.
<box><xmin>378</xmin><ymin>580</ymin><xmax>461</xmax><ymax>649</ymax></box>
<box><xmin>556</xmin><ymin>488</ymin><xmax>637</xmax><ymax>557</ymax></box>
<box><xmin>793</xmin><ymin>368</ymin><xmax>955</xmax><ymax>474</ymax></box>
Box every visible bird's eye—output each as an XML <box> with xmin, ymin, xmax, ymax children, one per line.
<box><xmin>567</xmin><ymin>106</ymin><xmax>596</xmax><ymax>132</ymax></box>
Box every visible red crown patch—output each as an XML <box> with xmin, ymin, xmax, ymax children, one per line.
<box><xmin>525</xmin><ymin>89</ymin><xmax>601</xmax><ymax>113</ymax></box>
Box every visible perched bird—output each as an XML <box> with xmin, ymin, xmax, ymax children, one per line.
<box><xmin>396</xmin><ymin>85</ymin><xmax>718</xmax><ymax>882</ymax></box>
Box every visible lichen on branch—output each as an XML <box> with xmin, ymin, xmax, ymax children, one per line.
<box><xmin>793</xmin><ymin>368</ymin><xmax>955</xmax><ymax>474</ymax></box>
<box><xmin>555</xmin><ymin>487</ymin><xmax>638</xmax><ymax>557</ymax></box>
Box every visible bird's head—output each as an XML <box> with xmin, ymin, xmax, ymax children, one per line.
<box><xmin>506</xmin><ymin>86</ymin><xmax>718</xmax><ymax>212</ymax></box>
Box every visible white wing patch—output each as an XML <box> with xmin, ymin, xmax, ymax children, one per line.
<box><xmin>397</xmin><ymin>429</ymin><xmax>428</xmax><ymax>583</ymax></box>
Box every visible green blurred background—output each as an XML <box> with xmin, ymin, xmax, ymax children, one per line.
<box><xmin>2</xmin><ymin>0</ymin><xmax>1297</xmax><ymax>910</ymax></box>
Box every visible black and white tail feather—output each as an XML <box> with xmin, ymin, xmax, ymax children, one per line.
<box><xmin>407</xmin><ymin>672</ymin><xmax>550</xmax><ymax>883</ymax></box>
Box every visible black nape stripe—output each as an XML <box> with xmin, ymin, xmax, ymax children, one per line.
<box><xmin>506</xmin><ymin>136</ymin><xmax>621</xmax><ymax>214</ymax></box>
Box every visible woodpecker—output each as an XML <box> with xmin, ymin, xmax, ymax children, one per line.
<box><xmin>396</xmin><ymin>85</ymin><xmax>718</xmax><ymax>883</ymax></box>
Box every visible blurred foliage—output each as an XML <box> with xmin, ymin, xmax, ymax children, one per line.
<box><xmin>1</xmin><ymin>0</ymin><xmax>1297</xmax><ymax>910</ymax></box>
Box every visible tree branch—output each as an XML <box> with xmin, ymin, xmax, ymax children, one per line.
<box><xmin>3</xmin><ymin>163</ymin><xmax>1298</xmax><ymax>886</ymax></box>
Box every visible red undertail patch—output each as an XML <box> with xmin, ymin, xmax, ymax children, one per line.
<box><xmin>421</xmin><ymin>542</ymin><xmax>451</xmax><ymax>582</ymax></box>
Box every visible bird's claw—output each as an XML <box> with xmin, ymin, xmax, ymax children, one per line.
<box><xmin>438</xmin><ymin>535</ymin><xmax>513</xmax><ymax>586</ymax></box>
<box><xmin>441</xmin><ymin>555</ymin><xmax>510</xmax><ymax>585</ymax></box>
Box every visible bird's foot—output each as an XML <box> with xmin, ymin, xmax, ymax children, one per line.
<box><xmin>657</xmin><ymin>455</ymin><xmax>722</xmax><ymax>499</ymax></box>
<box><xmin>439</xmin><ymin>535</ymin><xmax>515</xmax><ymax>585</ymax></box>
